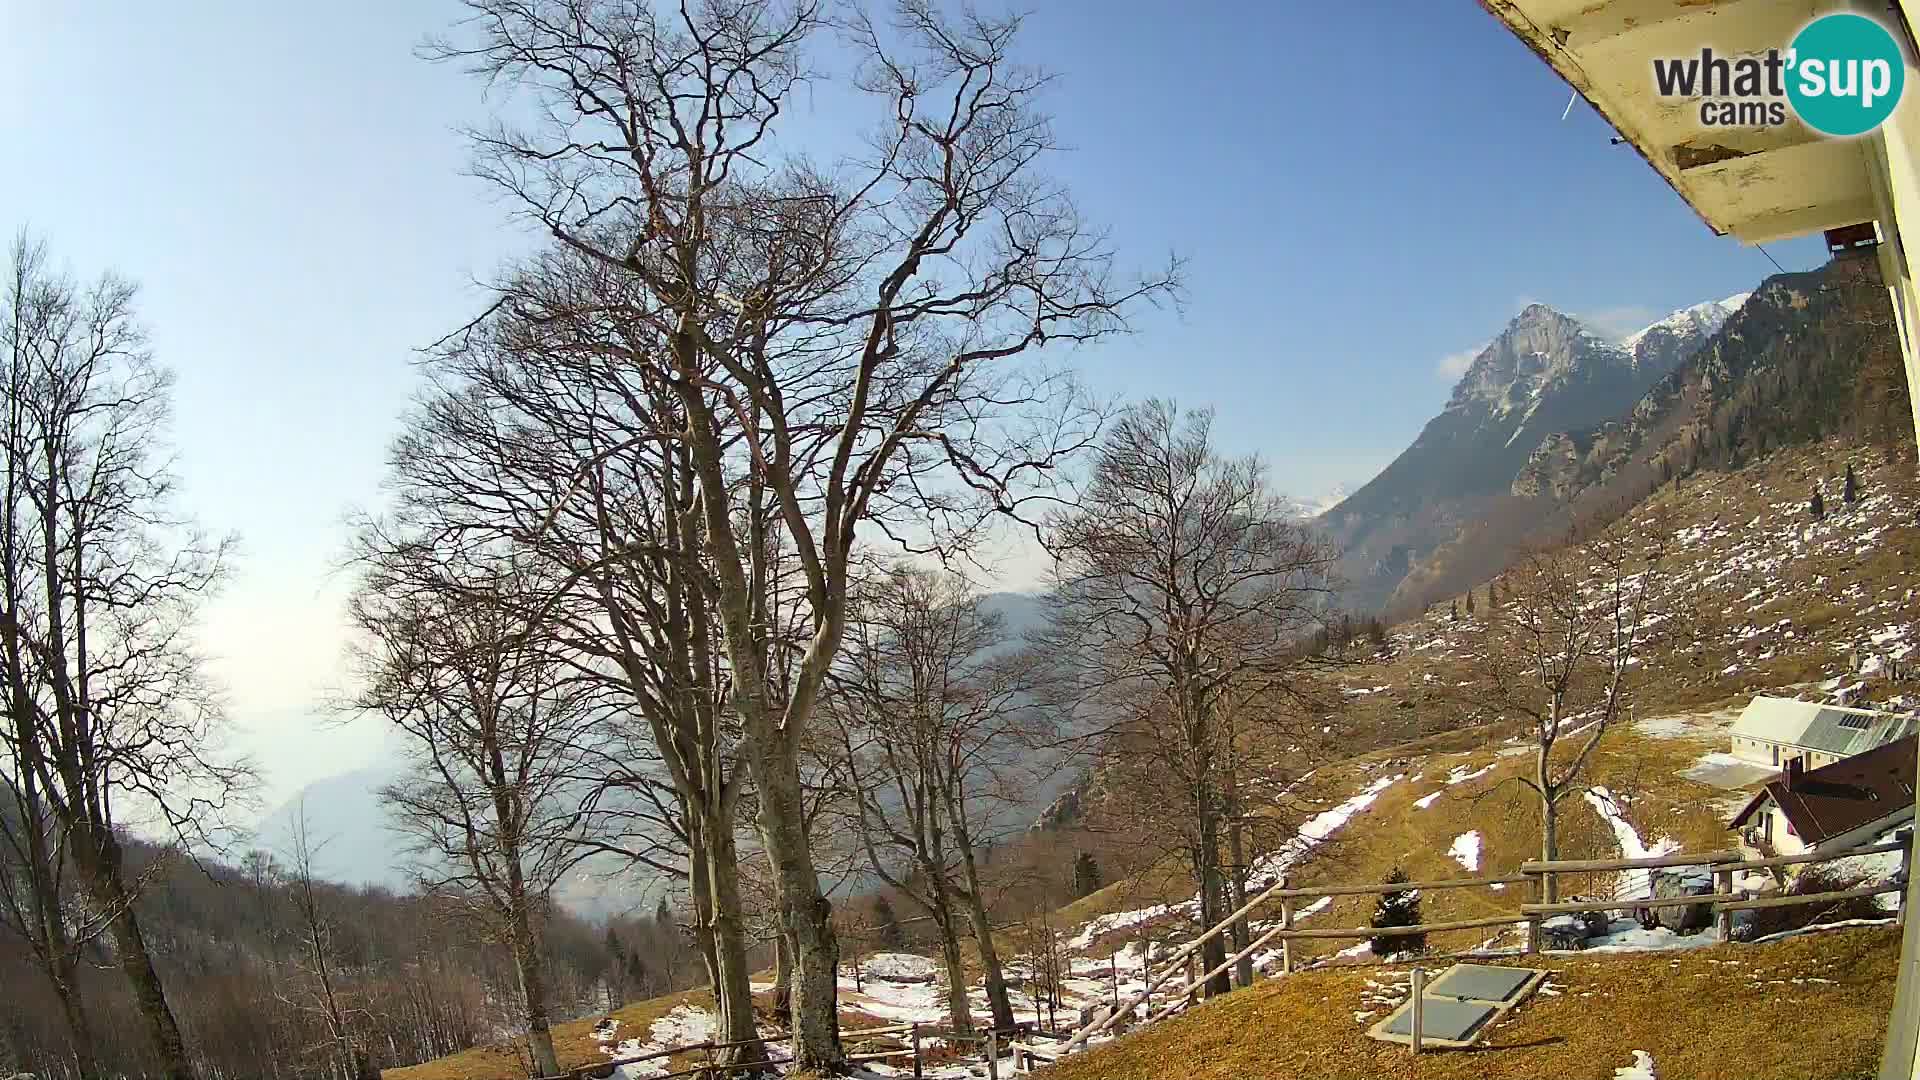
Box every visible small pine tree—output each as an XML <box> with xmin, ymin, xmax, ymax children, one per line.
<box><xmin>873</xmin><ymin>894</ymin><xmax>905</xmax><ymax>948</ymax></box>
<box><xmin>1810</xmin><ymin>486</ymin><xmax>1826</xmax><ymax>521</ymax></box>
<box><xmin>1071</xmin><ymin>852</ymin><xmax>1102</xmax><ymax>899</ymax></box>
<box><xmin>1844</xmin><ymin>462</ymin><xmax>1859</xmax><ymax>504</ymax></box>
<box><xmin>1465</xmin><ymin>591</ymin><xmax>1475</xmax><ymax>616</ymax></box>
<box><xmin>1369</xmin><ymin>867</ymin><xmax>1425</xmax><ymax>958</ymax></box>
<box><xmin>1449</xmin><ymin>600</ymin><xmax>1458</xmax><ymax>622</ymax></box>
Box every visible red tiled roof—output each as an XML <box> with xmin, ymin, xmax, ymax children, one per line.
<box><xmin>1729</xmin><ymin>735</ymin><xmax>1917</xmax><ymax>847</ymax></box>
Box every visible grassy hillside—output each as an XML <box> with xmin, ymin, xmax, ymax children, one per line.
<box><xmin>1057</xmin><ymin>436</ymin><xmax>1919</xmax><ymax>963</ymax></box>
<box><xmin>1329</xmin><ymin>438</ymin><xmax>1920</xmax><ymax>757</ymax></box>
<box><xmin>1037</xmin><ymin>926</ymin><xmax>1898</xmax><ymax>1080</ymax></box>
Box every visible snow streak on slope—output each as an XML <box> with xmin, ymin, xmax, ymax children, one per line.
<box><xmin>1584</xmin><ymin>786</ymin><xmax>1677</xmax><ymax>899</ymax></box>
<box><xmin>1247</xmin><ymin>774</ymin><xmax>1405</xmax><ymax>882</ymax></box>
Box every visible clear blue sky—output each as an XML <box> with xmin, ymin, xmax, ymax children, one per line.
<box><xmin>0</xmin><ymin>2</ymin><xmax>1827</xmax><ymax>805</ymax></box>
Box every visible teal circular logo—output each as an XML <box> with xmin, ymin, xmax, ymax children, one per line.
<box><xmin>1787</xmin><ymin>13</ymin><xmax>1905</xmax><ymax>137</ymax></box>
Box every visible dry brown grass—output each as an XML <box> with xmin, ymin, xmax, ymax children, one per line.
<box><xmin>384</xmin><ymin>989</ymin><xmax>712</xmax><ymax>1080</ymax></box>
<box><xmin>1038</xmin><ymin>925</ymin><xmax>1899</xmax><ymax>1080</ymax></box>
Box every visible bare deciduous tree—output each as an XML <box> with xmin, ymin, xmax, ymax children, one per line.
<box><xmin>0</xmin><ymin>233</ymin><xmax>248</xmax><ymax>1080</ymax></box>
<box><xmin>349</xmin><ymin>563</ymin><xmax>601</xmax><ymax>1079</ymax></box>
<box><xmin>425</xmin><ymin>1</ymin><xmax>1175</xmax><ymax>1065</ymax></box>
<box><xmin>1040</xmin><ymin>400</ymin><xmax>1335</xmax><ymax>997</ymax></box>
<box><xmin>278</xmin><ymin>806</ymin><xmax>380</xmax><ymax>1080</ymax></box>
<box><xmin>1462</xmin><ymin>522</ymin><xmax>1670</xmax><ymax>901</ymax></box>
<box><xmin>829</xmin><ymin>565</ymin><xmax>1042</xmax><ymax>1033</ymax></box>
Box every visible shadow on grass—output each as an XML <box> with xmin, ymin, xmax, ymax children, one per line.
<box><xmin>1457</xmin><ymin>1035</ymin><xmax>1567</xmax><ymax>1053</ymax></box>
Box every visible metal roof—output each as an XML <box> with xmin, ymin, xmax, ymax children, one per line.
<box><xmin>1729</xmin><ymin>735</ymin><xmax>1918</xmax><ymax>845</ymax></box>
<box><xmin>1730</xmin><ymin>696</ymin><xmax>1917</xmax><ymax>757</ymax></box>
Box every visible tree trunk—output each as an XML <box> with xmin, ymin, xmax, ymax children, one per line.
<box><xmin>50</xmin><ymin>949</ymin><xmax>102</xmax><ymax>1080</ymax></box>
<box><xmin>508</xmin><ymin>903</ymin><xmax>562</xmax><ymax>1079</ymax></box>
<box><xmin>75</xmin><ymin>832</ymin><xmax>193</xmax><ymax>1080</ymax></box>
<box><xmin>1227</xmin><ymin>819</ymin><xmax>1253</xmax><ymax>990</ymax></box>
<box><xmin>750</xmin><ymin>745</ymin><xmax>841</xmax><ymax>1071</ymax></box>
<box><xmin>688</xmin><ymin>821</ymin><xmax>723</xmax><ymax>999</ymax></box>
<box><xmin>933</xmin><ymin>908</ymin><xmax>973</xmax><ymax>1036</ymax></box>
<box><xmin>1194</xmin><ymin>811</ymin><xmax>1231</xmax><ymax>998</ymax></box>
<box><xmin>1540</xmin><ymin>795</ymin><xmax>1560</xmax><ymax>904</ymax></box>
<box><xmin>956</xmin><ymin>880</ymin><xmax>1016</xmax><ymax>1032</ymax></box>
<box><xmin>772</xmin><ymin>928</ymin><xmax>794</xmax><ymax>1016</ymax></box>
<box><xmin>1225</xmin><ymin>760</ymin><xmax>1253</xmax><ymax>990</ymax></box>
<box><xmin>701</xmin><ymin>809</ymin><xmax>768</xmax><ymax>1069</ymax></box>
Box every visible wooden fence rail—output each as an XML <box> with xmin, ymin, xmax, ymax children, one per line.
<box><xmin>553</xmin><ymin>834</ymin><xmax>1911</xmax><ymax>1077</ymax></box>
<box><xmin>1062</xmin><ymin>834</ymin><xmax>1908</xmax><ymax>1059</ymax></box>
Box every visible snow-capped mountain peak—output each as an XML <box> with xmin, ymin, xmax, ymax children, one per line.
<box><xmin>1281</xmin><ymin>484</ymin><xmax>1353</xmax><ymax>521</ymax></box>
<box><xmin>1620</xmin><ymin>292</ymin><xmax>1751</xmax><ymax>358</ymax></box>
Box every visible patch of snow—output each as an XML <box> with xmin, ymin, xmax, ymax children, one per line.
<box><xmin>1065</xmin><ymin>902</ymin><xmax>1189</xmax><ymax>951</ymax></box>
<box><xmin>1414</xmin><ymin>761</ymin><xmax>1495</xmax><ymax>808</ymax></box>
<box><xmin>1746</xmin><ymin>916</ymin><xmax>1897</xmax><ymax>946</ymax></box>
<box><xmin>863</xmin><ymin>953</ymin><xmax>941</xmax><ymax>982</ymax></box>
<box><xmin>648</xmin><ymin>1005</ymin><xmax>714</xmax><ymax>1048</ymax></box>
<box><xmin>1246</xmin><ymin>775</ymin><xmax>1404</xmax><ymax>881</ymax></box>
<box><xmin>1582</xmin><ymin>919</ymin><xmax>1722</xmax><ymax>953</ymax></box>
<box><xmin>1584</xmin><ymin>786</ymin><xmax>1678</xmax><ymax>900</ymax></box>
<box><xmin>1612</xmin><ymin>1050</ymin><xmax>1658</xmax><ymax>1080</ymax></box>
<box><xmin>1449</xmin><ymin>831</ymin><xmax>1483</xmax><ymax>873</ymax></box>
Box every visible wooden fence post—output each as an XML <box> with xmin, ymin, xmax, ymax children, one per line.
<box><xmin>701</xmin><ymin>1042</ymin><xmax>713</xmax><ymax>1080</ymax></box>
<box><xmin>911</xmin><ymin>1023</ymin><xmax>922</xmax><ymax>1080</ymax></box>
<box><xmin>1525</xmin><ymin>871</ymin><xmax>1543</xmax><ymax>954</ymax></box>
<box><xmin>987</xmin><ymin>1027</ymin><xmax>1000</xmax><ymax>1080</ymax></box>
<box><xmin>1280</xmin><ymin>876</ymin><xmax>1294</xmax><ymax>974</ymax></box>
<box><xmin>1715</xmin><ymin>864</ymin><xmax>1736</xmax><ymax>941</ymax></box>
<box><xmin>1110</xmin><ymin>955</ymin><xmax>1119</xmax><ymax>1009</ymax></box>
<box><xmin>1186</xmin><ymin>951</ymin><xmax>1198</xmax><ymax>1006</ymax></box>
<box><xmin>1410</xmin><ymin>967</ymin><xmax>1426</xmax><ymax>1056</ymax></box>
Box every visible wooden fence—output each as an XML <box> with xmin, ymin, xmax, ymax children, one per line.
<box><xmin>562</xmin><ymin>1019</ymin><xmax>1071</xmax><ymax>1080</ymax></box>
<box><xmin>540</xmin><ymin>834</ymin><xmax>1911</xmax><ymax>1076</ymax></box>
<box><xmin>1060</xmin><ymin>831</ymin><xmax>1912</xmax><ymax>1053</ymax></box>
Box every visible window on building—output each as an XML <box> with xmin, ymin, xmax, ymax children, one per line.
<box><xmin>1772</xmin><ymin>745</ymin><xmax>1779</xmax><ymax>766</ymax></box>
<box><xmin>1836</xmin><ymin>713</ymin><xmax>1872</xmax><ymax>731</ymax></box>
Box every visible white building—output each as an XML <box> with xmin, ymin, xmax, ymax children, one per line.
<box><xmin>1729</xmin><ymin>695</ymin><xmax>1918</xmax><ymax>771</ymax></box>
<box><xmin>1729</xmin><ymin>735</ymin><xmax>1916</xmax><ymax>857</ymax></box>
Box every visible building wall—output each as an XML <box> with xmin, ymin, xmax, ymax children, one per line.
<box><xmin>1771</xmin><ymin>805</ymin><xmax>1810</xmax><ymax>857</ymax></box>
<box><xmin>1870</xmin><ymin>2</ymin><xmax>1920</xmax><ymax>449</ymax></box>
<box><xmin>1733</xmin><ymin>734</ymin><xmax>1784</xmax><ymax>766</ymax></box>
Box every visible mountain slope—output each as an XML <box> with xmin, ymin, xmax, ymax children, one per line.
<box><xmin>1321</xmin><ymin>296</ymin><xmax>1736</xmax><ymax>611</ymax></box>
<box><xmin>1398</xmin><ymin>262</ymin><xmax>1908</xmax><ymax>611</ymax></box>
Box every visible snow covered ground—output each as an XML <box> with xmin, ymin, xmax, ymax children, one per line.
<box><xmin>1612</xmin><ymin>1049</ymin><xmax>1658</xmax><ymax>1080</ymax></box>
<box><xmin>1584</xmin><ymin>786</ymin><xmax>1677</xmax><ymax>900</ymax></box>
<box><xmin>1448</xmin><ymin>830</ymin><xmax>1482</xmax><ymax>873</ymax></box>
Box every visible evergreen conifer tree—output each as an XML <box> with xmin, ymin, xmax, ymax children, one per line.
<box><xmin>1072</xmin><ymin>852</ymin><xmax>1102</xmax><ymax>899</ymax></box>
<box><xmin>1369</xmin><ymin>867</ymin><xmax>1424</xmax><ymax>957</ymax></box>
<box><xmin>1811</xmin><ymin>486</ymin><xmax>1826</xmax><ymax>521</ymax></box>
<box><xmin>1844</xmin><ymin>462</ymin><xmax>1859</xmax><ymax>504</ymax></box>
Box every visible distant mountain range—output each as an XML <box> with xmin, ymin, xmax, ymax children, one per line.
<box><xmin>253</xmin><ymin>591</ymin><xmax>1068</xmax><ymax>914</ymax></box>
<box><xmin>1317</xmin><ymin>292</ymin><xmax>1749</xmax><ymax>612</ymax></box>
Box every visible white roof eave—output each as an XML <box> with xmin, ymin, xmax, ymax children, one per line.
<box><xmin>1481</xmin><ymin>0</ymin><xmax>1879</xmax><ymax>242</ymax></box>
